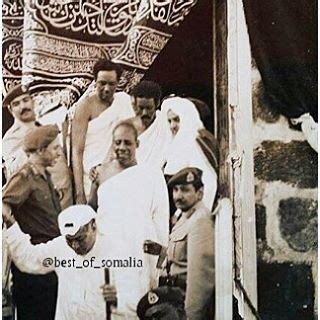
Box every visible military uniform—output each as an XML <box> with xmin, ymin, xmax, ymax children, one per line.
<box><xmin>3</xmin><ymin>122</ymin><xmax>73</xmax><ymax>209</ymax></box>
<box><xmin>158</xmin><ymin>168</ymin><xmax>215</xmax><ymax>320</ymax></box>
<box><xmin>3</xmin><ymin>163</ymin><xmax>61</xmax><ymax>244</ymax></box>
<box><xmin>2</xmin><ymin>125</ymin><xmax>63</xmax><ymax>320</ymax></box>
<box><xmin>2</xmin><ymin>84</ymin><xmax>73</xmax><ymax>209</ymax></box>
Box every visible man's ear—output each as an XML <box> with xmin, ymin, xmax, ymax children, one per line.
<box><xmin>37</xmin><ymin>147</ymin><xmax>46</xmax><ymax>156</ymax></box>
<box><xmin>197</xmin><ymin>187</ymin><xmax>204</xmax><ymax>201</ymax></box>
<box><xmin>91</xmin><ymin>219</ymin><xmax>97</xmax><ymax>231</ymax></box>
<box><xmin>156</xmin><ymin>99</ymin><xmax>161</xmax><ymax>109</ymax></box>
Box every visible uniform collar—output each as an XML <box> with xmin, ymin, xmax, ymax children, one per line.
<box><xmin>28</xmin><ymin>162</ymin><xmax>49</xmax><ymax>179</ymax></box>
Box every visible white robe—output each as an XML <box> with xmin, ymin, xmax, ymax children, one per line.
<box><xmin>5</xmin><ymin>223</ymin><xmax>107</xmax><ymax>320</ymax></box>
<box><xmin>82</xmin><ymin>92</ymin><xmax>134</xmax><ymax>197</ymax></box>
<box><xmin>136</xmin><ymin>111</ymin><xmax>170</xmax><ymax>168</ymax></box>
<box><xmin>161</xmin><ymin>97</ymin><xmax>218</xmax><ymax>210</ymax></box>
<box><xmin>96</xmin><ymin>164</ymin><xmax>169</xmax><ymax>317</ymax></box>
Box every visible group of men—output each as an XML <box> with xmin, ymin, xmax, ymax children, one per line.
<box><xmin>2</xmin><ymin>59</ymin><xmax>215</xmax><ymax>320</ymax></box>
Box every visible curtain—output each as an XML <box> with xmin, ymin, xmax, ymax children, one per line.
<box><xmin>2</xmin><ymin>0</ymin><xmax>198</xmax><ymax>119</ymax></box>
<box><xmin>243</xmin><ymin>0</ymin><xmax>317</xmax><ymax>122</ymax></box>
<box><xmin>2</xmin><ymin>0</ymin><xmax>24</xmax><ymax>92</ymax></box>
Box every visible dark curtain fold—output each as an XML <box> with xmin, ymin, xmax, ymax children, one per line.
<box><xmin>243</xmin><ymin>0</ymin><xmax>318</xmax><ymax>122</ymax></box>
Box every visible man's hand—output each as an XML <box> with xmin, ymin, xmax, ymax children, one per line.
<box><xmin>101</xmin><ymin>284</ymin><xmax>117</xmax><ymax>303</ymax></box>
<box><xmin>143</xmin><ymin>240</ymin><xmax>163</xmax><ymax>256</ymax></box>
<box><xmin>2</xmin><ymin>203</ymin><xmax>16</xmax><ymax>228</ymax></box>
<box><xmin>89</xmin><ymin>164</ymin><xmax>101</xmax><ymax>183</ymax></box>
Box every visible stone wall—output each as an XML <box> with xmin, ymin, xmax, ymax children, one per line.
<box><xmin>252</xmin><ymin>66</ymin><xmax>318</xmax><ymax>319</ymax></box>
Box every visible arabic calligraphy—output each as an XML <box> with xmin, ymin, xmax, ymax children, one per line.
<box><xmin>23</xmin><ymin>33</ymin><xmax>115</xmax><ymax>59</ymax></box>
<box><xmin>30</xmin><ymin>0</ymin><xmax>141</xmax><ymax>36</ymax></box>
<box><xmin>2</xmin><ymin>0</ymin><xmax>24</xmax><ymax>91</ymax></box>
<box><xmin>6</xmin><ymin>0</ymin><xmax>198</xmax><ymax>111</ymax></box>
<box><xmin>113</xmin><ymin>26</ymin><xmax>171</xmax><ymax>70</ymax></box>
<box><xmin>2</xmin><ymin>0</ymin><xmax>24</xmax><ymax>18</ymax></box>
<box><xmin>136</xmin><ymin>0</ymin><xmax>197</xmax><ymax>26</ymax></box>
<box><xmin>4</xmin><ymin>43</ymin><xmax>23</xmax><ymax>72</ymax></box>
<box><xmin>28</xmin><ymin>0</ymin><xmax>197</xmax><ymax>36</ymax></box>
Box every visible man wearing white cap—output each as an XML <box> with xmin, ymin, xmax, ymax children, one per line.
<box><xmin>3</xmin><ymin>205</ymin><xmax>117</xmax><ymax>320</ymax></box>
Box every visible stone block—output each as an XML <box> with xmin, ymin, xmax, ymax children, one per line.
<box><xmin>257</xmin><ymin>262</ymin><xmax>315</xmax><ymax>320</ymax></box>
<box><xmin>254</xmin><ymin>141</ymin><xmax>318</xmax><ymax>188</ymax></box>
<box><xmin>278</xmin><ymin>198</ymin><xmax>317</xmax><ymax>252</ymax></box>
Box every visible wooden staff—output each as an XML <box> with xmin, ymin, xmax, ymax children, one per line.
<box><xmin>104</xmin><ymin>268</ymin><xmax>111</xmax><ymax>320</ymax></box>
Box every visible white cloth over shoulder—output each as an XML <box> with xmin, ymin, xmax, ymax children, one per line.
<box><xmin>2</xmin><ymin>122</ymin><xmax>32</xmax><ymax>178</ymax></box>
<box><xmin>136</xmin><ymin>110</ymin><xmax>170</xmax><ymax>168</ymax></box>
<box><xmin>291</xmin><ymin>113</ymin><xmax>318</xmax><ymax>152</ymax></box>
<box><xmin>96</xmin><ymin>164</ymin><xmax>169</xmax><ymax>317</ymax></box>
<box><xmin>4</xmin><ymin>223</ymin><xmax>109</xmax><ymax>320</ymax></box>
<box><xmin>161</xmin><ymin>97</ymin><xmax>218</xmax><ymax>210</ymax></box>
<box><xmin>82</xmin><ymin>92</ymin><xmax>135</xmax><ymax>196</ymax></box>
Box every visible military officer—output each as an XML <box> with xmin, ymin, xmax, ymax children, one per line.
<box><xmin>2</xmin><ymin>84</ymin><xmax>72</xmax><ymax>209</ymax></box>
<box><xmin>144</xmin><ymin>167</ymin><xmax>215</xmax><ymax>320</ymax></box>
<box><xmin>2</xmin><ymin>125</ymin><xmax>64</xmax><ymax>320</ymax></box>
<box><xmin>136</xmin><ymin>286</ymin><xmax>186</xmax><ymax>319</ymax></box>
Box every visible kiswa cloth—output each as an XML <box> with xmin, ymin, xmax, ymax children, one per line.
<box><xmin>243</xmin><ymin>0</ymin><xmax>317</xmax><ymax>122</ymax></box>
<box><xmin>2</xmin><ymin>0</ymin><xmax>24</xmax><ymax>93</ymax></box>
<box><xmin>3</xmin><ymin>0</ymin><xmax>198</xmax><ymax>121</ymax></box>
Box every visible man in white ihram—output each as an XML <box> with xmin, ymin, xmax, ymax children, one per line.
<box><xmin>72</xmin><ymin>59</ymin><xmax>134</xmax><ymax>203</ymax></box>
<box><xmin>89</xmin><ymin>121</ymin><xmax>170</xmax><ymax>319</ymax></box>
<box><xmin>128</xmin><ymin>80</ymin><xmax>169</xmax><ymax>168</ymax></box>
<box><xmin>3</xmin><ymin>205</ymin><xmax>116</xmax><ymax>320</ymax></box>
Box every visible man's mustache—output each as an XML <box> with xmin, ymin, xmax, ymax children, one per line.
<box><xmin>20</xmin><ymin>108</ymin><xmax>31</xmax><ymax>115</ymax></box>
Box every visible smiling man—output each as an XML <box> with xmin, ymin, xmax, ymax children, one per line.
<box><xmin>87</xmin><ymin>121</ymin><xmax>169</xmax><ymax>319</ymax></box>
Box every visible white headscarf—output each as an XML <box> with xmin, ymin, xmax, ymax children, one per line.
<box><xmin>161</xmin><ymin>97</ymin><xmax>217</xmax><ymax>209</ymax></box>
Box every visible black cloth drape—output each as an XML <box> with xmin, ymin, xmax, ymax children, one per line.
<box><xmin>243</xmin><ymin>0</ymin><xmax>317</xmax><ymax>122</ymax></box>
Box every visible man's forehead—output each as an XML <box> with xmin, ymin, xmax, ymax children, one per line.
<box><xmin>167</xmin><ymin>109</ymin><xmax>179</xmax><ymax>118</ymax></box>
<box><xmin>11</xmin><ymin>93</ymin><xmax>32</xmax><ymax>104</ymax></box>
<box><xmin>96</xmin><ymin>70</ymin><xmax>118</xmax><ymax>80</ymax></box>
<box><xmin>67</xmin><ymin>223</ymin><xmax>88</xmax><ymax>240</ymax></box>
<box><xmin>173</xmin><ymin>183</ymin><xmax>194</xmax><ymax>190</ymax></box>
<box><xmin>136</xmin><ymin>96</ymin><xmax>156</xmax><ymax>106</ymax></box>
<box><xmin>113</xmin><ymin>126</ymin><xmax>136</xmax><ymax>138</ymax></box>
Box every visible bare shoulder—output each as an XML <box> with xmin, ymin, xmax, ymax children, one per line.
<box><xmin>130</xmin><ymin>116</ymin><xmax>145</xmax><ymax>135</ymax></box>
<box><xmin>98</xmin><ymin>161</ymin><xmax>123</xmax><ymax>184</ymax></box>
<box><xmin>74</xmin><ymin>95</ymin><xmax>98</xmax><ymax>120</ymax></box>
